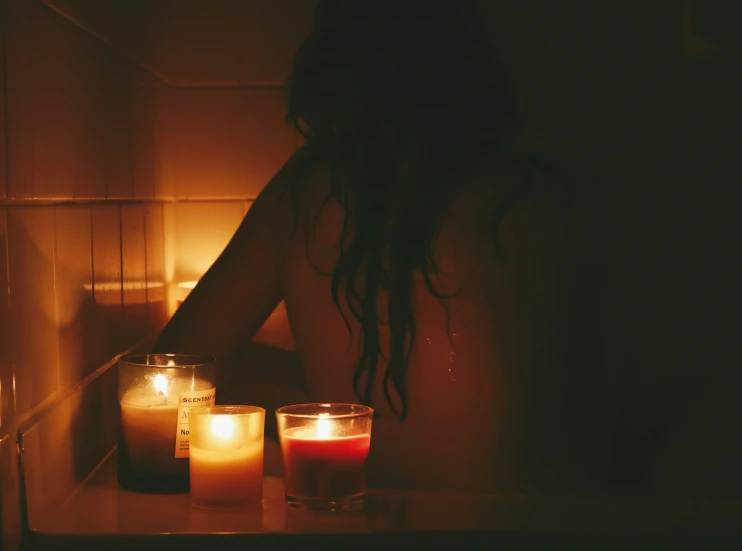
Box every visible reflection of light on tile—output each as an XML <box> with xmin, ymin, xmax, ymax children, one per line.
<box><xmin>175</xmin><ymin>280</ymin><xmax>198</xmax><ymax>306</ymax></box>
<box><xmin>166</xmin><ymin>279</ymin><xmax>200</xmax><ymax>317</ymax></box>
<box><xmin>171</xmin><ymin>202</ymin><xmax>244</xmax><ymax>283</ymax></box>
<box><xmin>84</xmin><ymin>282</ymin><xmax>165</xmax><ymax>306</ymax></box>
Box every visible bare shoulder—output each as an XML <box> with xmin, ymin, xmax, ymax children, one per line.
<box><xmin>273</xmin><ymin>148</ymin><xmax>350</xmax><ymax>273</ymax></box>
<box><xmin>255</xmin><ymin>142</ymin><xmax>333</xmax><ymax>248</ymax></box>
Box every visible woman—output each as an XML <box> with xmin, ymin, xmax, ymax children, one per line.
<box><xmin>154</xmin><ymin>0</ymin><xmax>601</xmax><ymax>494</ymax></box>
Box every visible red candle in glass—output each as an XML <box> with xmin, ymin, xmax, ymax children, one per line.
<box><xmin>277</xmin><ymin>404</ymin><xmax>373</xmax><ymax>511</ymax></box>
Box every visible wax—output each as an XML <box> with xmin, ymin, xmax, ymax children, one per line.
<box><xmin>117</xmin><ymin>356</ymin><xmax>217</xmax><ymax>494</ymax></box>
<box><xmin>190</xmin><ymin>444</ymin><xmax>264</xmax><ymax>507</ymax></box>
<box><xmin>280</xmin><ymin>427</ymin><xmax>371</xmax><ymax>499</ymax></box>
<box><xmin>120</xmin><ymin>396</ymin><xmax>184</xmax><ymax>476</ymax></box>
<box><xmin>118</xmin><ymin>375</ymin><xmax>214</xmax><ymax>493</ymax></box>
<box><xmin>188</xmin><ymin>408</ymin><xmax>265</xmax><ymax>508</ymax></box>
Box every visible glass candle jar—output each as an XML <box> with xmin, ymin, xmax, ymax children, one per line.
<box><xmin>189</xmin><ymin>405</ymin><xmax>265</xmax><ymax>509</ymax></box>
<box><xmin>117</xmin><ymin>354</ymin><xmax>216</xmax><ymax>493</ymax></box>
<box><xmin>276</xmin><ymin>403</ymin><xmax>373</xmax><ymax>511</ymax></box>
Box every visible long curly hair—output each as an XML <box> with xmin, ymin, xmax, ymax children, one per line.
<box><xmin>286</xmin><ymin>0</ymin><xmax>538</xmax><ymax>420</ymax></box>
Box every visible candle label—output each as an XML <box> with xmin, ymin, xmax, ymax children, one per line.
<box><xmin>174</xmin><ymin>387</ymin><xmax>216</xmax><ymax>458</ymax></box>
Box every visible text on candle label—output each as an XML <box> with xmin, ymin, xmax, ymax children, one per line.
<box><xmin>174</xmin><ymin>387</ymin><xmax>216</xmax><ymax>458</ymax></box>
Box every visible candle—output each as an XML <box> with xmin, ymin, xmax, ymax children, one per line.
<box><xmin>117</xmin><ymin>354</ymin><xmax>216</xmax><ymax>494</ymax></box>
<box><xmin>175</xmin><ymin>280</ymin><xmax>198</xmax><ymax>308</ymax></box>
<box><xmin>189</xmin><ymin>405</ymin><xmax>265</xmax><ymax>509</ymax></box>
<box><xmin>120</xmin><ymin>376</ymin><xmax>180</xmax><ymax>475</ymax></box>
<box><xmin>276</xmin><ymin>404</ymin><xmax>373</xmax><ymax>511</ymax></box>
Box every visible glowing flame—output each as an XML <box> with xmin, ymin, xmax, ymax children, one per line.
<box><xmin>166</xmin><ymin>359</ymin><xmax>175</xmax><ymax>367</ymax></box>
<box><xmin>316</xmin><ymin>413</ymin><xmax>332</xmax><ymax>439</ymax></box>
<box><xmin>210</xmin><ymin>416</ymin><xmax>235</xmax><ymax>440</ymax></box>
<box><xmin>153</xmin><ymin>374</ymin><xmax>169</xmax><ymax>399</ymax></box>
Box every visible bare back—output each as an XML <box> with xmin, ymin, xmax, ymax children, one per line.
<box><xmin>275</xmin><ymin>156</ymin><xmax>585</xmax><ymax>493</ymax></box>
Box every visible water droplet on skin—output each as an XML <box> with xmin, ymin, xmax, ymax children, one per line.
<box><xmin>447</xmin><ymin>347</ymin><xmax>458</xmax><ymax>383</ymax></box>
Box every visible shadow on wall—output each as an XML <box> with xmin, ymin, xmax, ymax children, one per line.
<box><xmin>83</xmin><ymin>281</ymin><xmax>166</xmax><ymax>361</ymax></box>
<box><xmin>9</xmin><ymin>215</ymin><xmax>163</xmax><ymax>528</ymax></box>
<box><xmin>6</xmin><ymin>206</ymin><xmax>168</xmax><ymax>421</ymax></box>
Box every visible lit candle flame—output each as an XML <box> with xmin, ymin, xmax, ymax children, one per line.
<box><xmin>316</xmin><ymin>412</ymin><xmax>332</xmax><ymax>438</ymax></box>
<box><xmin>210</xmin><ymin>416</ymin><xmax>235</xmax><ymax>440</ymax></box>
<box><xmin>166</xmin><ymin>359</ymin><xmax>175</xmax><ymax>367</ymax></box>
<box><xmin>153</xmin><ymin>374</ymin><xmax>169</xmax><ymax>402</ymax></box>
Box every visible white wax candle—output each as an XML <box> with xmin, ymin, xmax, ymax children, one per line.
<box><xmin>190</xmin><ymin>415</ymin><xmax>264</xmax><ymax>507</ymax></box>
<box><xmin>120</xmin><ymin>396</ymin><xmax>182</xmax><ymax>473</ymax></box>
<box><xmin>120</xmin><ymin>374</ymin><xmax>214</xmax><ymax>472</ymax></box>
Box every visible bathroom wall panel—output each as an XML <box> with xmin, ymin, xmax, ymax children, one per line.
<box><xmin>4</xmin><ymin>0</ymin><xmax>148</xmax><ymax>199</ymax></box>
<box><xmin>152</xmin><ymin>87</ymin><xmax>297</xmax><ymax>200</ymax></box>
<box><xmin>54</xmin><ymin>204</ymin><xmax>95</xmax><ymax>388</ymax></box>
<box><xmin>0</xmin><ymin>209</ymin><xmax>12</xmax><ymax>430</ymax></box>
<box><xmin>6</xmin><ymin>207</ymin><xmax>59</xmax><ymax>418</ymax></box>
<box><xmin>45</xmin><ymin>0</ymin><xmax>316</xmax><ymax>85</ymax></box>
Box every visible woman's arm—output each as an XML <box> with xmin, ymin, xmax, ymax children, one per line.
<box><xmin>152</xmin><ymin>144</ymin><xmax>317</xmax><ymax>360</ymax></box>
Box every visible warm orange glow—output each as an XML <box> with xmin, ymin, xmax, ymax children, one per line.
<box><xmin>157</xmin><ymin>201</ymin><xmax>295</xmax><ymax>349</ymax></box>
<box><xmin>169</xmin><ymin>202</ymin><xmax>245</xmax><ymax>284</ymax></box>
<box><xmin>84</xmin><ymin>282</ymin><xmax>165</xmax><ymax>306</ymax></box>
<box><xmin>163</xmin><ymin>201</ymin><xmax>247</xmax><ymax>316</ymax></box>
<box><xmin>168</xmin><ymin>279</ymin><xmax>200</xmax><ymax>317</ymax></box>
<box><xmin>316</xmin><ymin>413</ymin><xmax>333</xmax><ymax>439</ymax></box>
<box><xmin>174</xmin><ymin>280</ymin><xmax>198</xmax><ymax>304</ymax></box>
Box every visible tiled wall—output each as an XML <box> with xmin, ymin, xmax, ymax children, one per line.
<box><xmin>0</xmin><ymin>0</ymin><xmax>313</xmax><ymax>547</ymax></box>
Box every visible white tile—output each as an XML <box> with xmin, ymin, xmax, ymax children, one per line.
<box><xmin>6</xmin><ymin>207</ymin><xmax>59</xmax><ymax>417</ymax></box>
<box><xmin>153</xmin><ymin>87</ymin><xmax>298</xmax><ymax>199</ymax></box>
<box><xmin>171</xmin><ymin>201</ymin><xmax>245</xmax><ymax>283</ymax></box>
<box><xmin>3</xmin><ymin>0</ymin><xmax>146</xmax><ymax>199</ymax></box>
<box><xmin>0</xmin><ymin>29</ymin><xmax>6</xmax><ymax>200</ymax></box>
<box><xmin>90</xmin><ymin>205</ymin><xmax>124</xmax><ymax>363</ymax></box>
<box><xmin>1</xmin><ymin>434</ymin><xmax>22</xmax><ymax>551</ymax></box>
<box><xmin>54</xmin><ymin>205</ymin><xmax>95</xmax><ymax>388</ymax></box>
<box><xmin>144</xmin><ymin>202</ymin><xmax>167</xmax><ymax>326</ymax></box>
<box><xmin>0</xmin><ymin>209</ymin><xmax>12</xmax><ymax>429</ymax></box>
<box><xmin>46</xmin><ymin>0</ymin><xmax>317</xmax><ymax>85</ymax></box>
